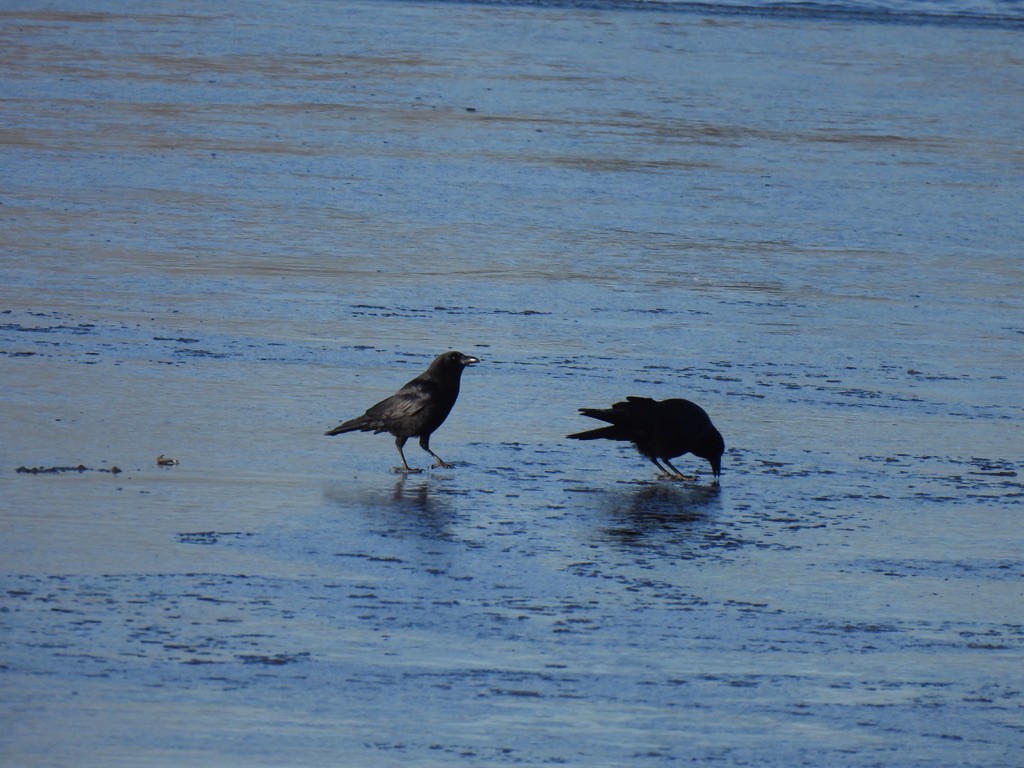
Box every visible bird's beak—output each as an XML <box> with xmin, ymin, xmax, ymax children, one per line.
<box><xmin>461</xmin><ymin>355</ymin><xmax>481</xmax><ymax>366</ymax></box>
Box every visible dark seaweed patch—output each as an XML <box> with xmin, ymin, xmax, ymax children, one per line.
<box><xmin>174</xmin><ymin>348</ymin><xmax>228</xmax><ymax>359</ymax></box>
<box><xmin>16</xmin><ymin>465</ymin><xmax>122</xmax><ymax>474</ymax></box>
<box><xmin>237</xmin><ymin>652</ymin><xmax>309</xmax><ymax>665</ymax></box>
<box><xmin>177</xmin><ymin>532</ymin><xmax>253</xmax><ymax>545</ymax></box>
<box><xmin>0</xmin><ymin>322</ymin><xmax>95</xmax><ymax>335</ymax></box>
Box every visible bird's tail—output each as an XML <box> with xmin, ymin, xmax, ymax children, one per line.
<box><xmin>325</xmin><ymin>416</ymin><xmax>372</xmax><ymax>436</ymax></box>
<box><xmin>567</xmin><ymin>425</ymin><xmax>625</xmax><ymax>441</ymax></box>
<box><xmin>567</xmin><ymin>405</ymin><xmax>632</xmax><ymax>441</ymax></box>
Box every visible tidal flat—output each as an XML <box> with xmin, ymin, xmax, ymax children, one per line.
<box><xmin>1</xmin><ymin>1</ymin><xmax>1022</xmax><ymax>765</ymax></box>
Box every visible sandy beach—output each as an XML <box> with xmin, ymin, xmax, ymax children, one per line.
<box><xmin>2</xmin><ymin>1</ymin><xmax>1022</xmax><ymax>765</ymax></box>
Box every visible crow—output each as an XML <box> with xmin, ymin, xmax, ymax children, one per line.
<box><xmin>568</xmin><ymin>396</ymin><xmax>724</xmax><ymax>482</ymax></box>
<box><xmin>325</xmin><ymin>351</ymin><xmax>479</xmax><ymax>472</ymax></box>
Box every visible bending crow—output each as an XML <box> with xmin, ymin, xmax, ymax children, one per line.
<box><xmin>568</xmin><ymin>396</ymin><xmax>724</xmax><ymax>482</ymax></box>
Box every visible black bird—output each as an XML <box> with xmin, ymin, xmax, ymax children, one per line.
<box><xmin>325</xmin><ymin>351</ymin><xmax>479</xmax><ymax>472</ymax></box>
<box><xmin>568</xmin><ymin>396</ymin><xmax>724</xmax><ymax>481</ymax></box>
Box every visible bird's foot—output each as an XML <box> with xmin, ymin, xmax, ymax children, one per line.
<box><xmin>659</xmin><ymin>473</ymin><xmax>698</xmax><ymax>482</ymax></box>
<box><xmin>431</xmin><ymin>460</ymin><xmax>454</xmax><ymax>470</ymax></box>
<box><xmin>392</xmin><ymin>466</ymin><xmax>423</xmax><ymax>474</ymax></box>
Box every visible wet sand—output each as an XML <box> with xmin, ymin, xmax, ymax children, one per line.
<box><xmin>2</xmin><ymin>1</ymin><xmax>1023</xmax><ymax>765</ymax></box>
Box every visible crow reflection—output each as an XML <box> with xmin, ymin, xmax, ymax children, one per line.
<box><xmin>324</xmin><ymin>475</ymin><xmax>456</xmax><ymax>538</ymax></box>
<box><xmin>603</xmin><ymin>482</ymin><xmax>720</xmax><ymax>544</ymax></box>
<box><xmin>388</xmin><ymin>474</ymin><xmax>433</xmax><ymax>513</ymax></box>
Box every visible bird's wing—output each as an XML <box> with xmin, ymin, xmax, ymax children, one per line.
<box><xmin>577</xmin><ymin>407</ymin><xmax>617</xmax><ymax>424</ymax></box>
<box><xmin>363</xmin><ymin>379</ymin><xmax>434</xmax><ymax>424</ymax></box>
<box><xmin>621</xmin><ymin>396</ymin><xmax>660</xmax><ymax>415</ymax></box>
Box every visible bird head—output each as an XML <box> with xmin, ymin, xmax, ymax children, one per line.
<box><xmin>432</xmin><ymin>351</ymin><xmax>480</xmax><ymax>371</ymax></box>
<box><xmin>707</xmin><ymin>430</ymin><xmax>725</xmax><ymax>479</ymax></box>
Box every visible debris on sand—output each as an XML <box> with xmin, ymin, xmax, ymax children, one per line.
<box><xmin>16</xmin><ymin>464</ymin><xmax>122</xmax><ymax>474</ymax></box>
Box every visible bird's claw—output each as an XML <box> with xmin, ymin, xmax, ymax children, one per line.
<box><xmin>431</xmin><ymin>460</ymin><xmax>454</xmax><ymax>470</ymax></box>
<box><xmin>392</xmin><ymin>466</ymin><xmax>423</xmax><ymax>474</ymax></box>
<box><xmin>657</xmin><ymin>473</ymin><xmax>698</xmax><ymax>482</ymax></box>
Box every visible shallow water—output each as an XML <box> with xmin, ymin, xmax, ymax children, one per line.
<box><xmin>2</xmin><ymin>1</ymin><xmax>1023</xmax><ymax>766</ymax></box>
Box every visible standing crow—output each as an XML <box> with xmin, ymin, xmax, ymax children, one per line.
<box><xmin>568</xmin><ymin>396</ymin><xmax>724</xmax><ymax>481</ymax></box>
<box><xmin>325</xmin><ymin>351</ymin><xmax>479</xmax><ymax>472</ymax></box>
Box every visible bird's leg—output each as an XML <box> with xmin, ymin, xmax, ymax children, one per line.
<box><xmin>393</xmin><ymin>437</ymin><xmax>422</xmax><ymax>474</ymax></box>
<box><xmin>662</xmin><ymin>458</ymin><xmax>698</xmax><ymax>482</ymax></box>
<box><xmin>419</xmin><ymin>435</ymin><xmax>454</xmax><ymax>469</ymax></box>
<box><xmin>649</xmin><ymin>458</ymin><xmax>675</xmax><ymax>480</ymax></box>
